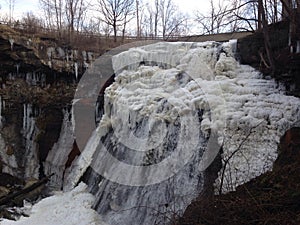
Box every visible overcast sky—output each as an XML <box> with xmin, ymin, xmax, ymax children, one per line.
<box><xmin>1</xmin><ymin>0</ymin><xmax>211</xmax><ymax>19</ymax></box>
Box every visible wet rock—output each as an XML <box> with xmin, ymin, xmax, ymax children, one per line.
<box><xmin>6</xmin><ymin>145</ymin><xmax>14</xmax><ymax>156</ymax></box>
<box><xmin>0</xmin><ymin>186</ymin><xmax>10</xmax><ymax>199</ymax></box>
<box><xmin>0</xmin><ymin>173</ymin><xmax>24</xmax><ymax>188</ymax></box>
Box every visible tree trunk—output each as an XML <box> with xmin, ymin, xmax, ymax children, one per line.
<box><xmin>257</xmin><ymin>0</ymin><xmax>263</xmax><ymax>30</ymax></box>
<box><xmin>113</xmin><ymin>20</ymin><xmax>117</xmax><ymax>42</ymax></box>
<box><xmin>0</xmin><ymin>174</ymin><xmax>53</xmax><ymax>206</ymax></box>
<box><xmin>258</xmin><ymin>0</ymin><xmax>276</xmax><ymax>73</ymax></box>
<box><xmin>154</xmin><ymin>0</ymin><xmax>159</xmax><ymax>38</ymax></box>
<box><xmin>136</xmin><ymin>0</ymin><xmax>140</xmax><ymax>38</ymax></box>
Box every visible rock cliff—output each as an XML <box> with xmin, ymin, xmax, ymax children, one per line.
<box><xmin>0</xmin><ymin>24</ymin><xmax>100</xmax><ymax>77</ymax></box>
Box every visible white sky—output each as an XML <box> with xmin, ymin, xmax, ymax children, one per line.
<box><xmin>0</xmin><ymin>0</ymin><xmax>212</xmax><ymax>35</ymax></box>
<box><xmin>0</xmin><ymin>0</ymin><xmax>40</xmax><ymax>18</ymax></box>
<box><xmin>173</xmin><ymin>0</ymin><xmax>211</xmax><ymax>14</ymax></box>
<box><xmin>0</xmin><ymin>0</ymin><xmax>211</xmax><ymax>19</ymax></box>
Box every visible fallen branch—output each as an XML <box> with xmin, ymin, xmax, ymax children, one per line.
<box><xmin>259</xmin><ymin>51</ymin><xmax>271</xmax><ymax>69</ymax></box>
<box><xmin>0</xmin><ymin>174</ymin><xmax>54</xmax><ymax>206</ymax></box>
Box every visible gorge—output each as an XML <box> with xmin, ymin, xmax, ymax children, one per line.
<box><xmin>1</xmin><ymin>25</ymin><xmax>300</xmax><ymax>224</ymax></box>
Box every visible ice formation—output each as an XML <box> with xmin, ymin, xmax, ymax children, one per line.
<box><xmin>3</xmin><ymin>41</ymin><xmax>299</xmax><ymax>225</ymax></box>
<box><xmin>0</xmin><ymin>96</ymin><xmax>3</xmax><ymax>128</ymax></box>
<box><xmin>9</xmin><ymin>38</ymin><xmax>14</xmax><ymax>51</ymax></box>
<box><xmin>0</xmin><ymin>183</ymin><xmax>104</xmax><ymax>225</ymax></box>
<box><xmin>74</xmin><ymin>62</ymin><xmax>79</xmax><ymax>80</ymax></box>
<box><xmin>44</xmin><ymin>109</ymin><xmax>75</xmax><ymax>189</ymax></box>
<box><xmin>22</xmin><ymin>104</ymin><xmax>40</xmax><ymax>179</ymax></box>
<box><xmin>64</xmin><ymin>41</ymin><xmax>300</xmax><ymax>225</ymax></box>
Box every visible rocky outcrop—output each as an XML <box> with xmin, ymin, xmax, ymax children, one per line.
<box><xmin>0</xmin><ymin>24</ymin><xmax>100</xmax><ymax>77</ymax></box>
<box><xmin>0</xmin><ymin>24</ymin><xmax>97</xmax><ymax>182</ymax></box>
<box><xmin>237</xmin><ymin>21</ymin><xmax>300</xmax><ymax>97</ymax></box>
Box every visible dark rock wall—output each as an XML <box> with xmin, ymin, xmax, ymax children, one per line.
<box><xmin>237</xmin><ymin>21</ymin><xmax>300</xmax><ymax>97</ymax></box>
<box><xmin>0</xmin><ymin>24</ymin><xmax>100</xmax><ymax>81</ymax></box>
<box><xmin>0</xmin><ymin>24</ymin><xmax>101</xmax><ymax>181</ymax></box>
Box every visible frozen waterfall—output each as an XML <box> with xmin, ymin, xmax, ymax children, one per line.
<box><xmin>22</xmin><ymin>104</ymin><xmax>40</xmax><ymax>179</ymax></box>
<box><xmin>64</xmin><ymin>41</ymin><xmax>300</xmax><ymax>225</ymax></box>
<box><xmin>44</xmin><ymin>108</ymin><xmax>75</xmax><ymax>189</ymax></box>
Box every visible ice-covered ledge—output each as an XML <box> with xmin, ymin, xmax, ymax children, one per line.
<box><xmin>0</xmin><ymin>24</ymin><xmax>100</xmax><ymax>76</ymax></box>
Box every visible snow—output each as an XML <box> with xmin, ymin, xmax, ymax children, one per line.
<box><xmin>2</xmin><ymin>40</ymin><xmax>300</xmax><ymax>224</ymax></box>
<box><xmin>63</xmin><ymin>41</ymin><xmax>300</xmax><ymax>224</ymax></box>
<box><xmin>71</xmin><ymin>41</ymin><xmax>300</xmax><ymax>193</ymax></box>
<box><xmin>0</xmin><ymin>183</ymin><xmax>104</xmax><ymax>225</ymax></box>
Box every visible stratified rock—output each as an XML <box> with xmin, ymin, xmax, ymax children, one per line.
<box><xmin>0</xmin><ymin>24</ymin><xmax>100</xmax><ymax>76</ymax></box>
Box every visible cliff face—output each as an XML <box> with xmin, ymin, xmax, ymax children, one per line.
<box><xmin>0</xmin><ymin>24</ymin><xmax>84</xmax><ymax>181</ymax></box>
<box><xmin>0</xmin><ymin>24</ymin><xmax>100</xmax><ymax>77</ymax></box>
<box><xmin>237</xmin><ymin>21</ymin><xmax>300</xmax><ymax>97</ymax></box>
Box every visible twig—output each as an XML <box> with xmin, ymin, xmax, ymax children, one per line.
<box><xmin>219</xmin><ymin>121</ymin><xmax>264</xmax><ymax>194</ymax></box>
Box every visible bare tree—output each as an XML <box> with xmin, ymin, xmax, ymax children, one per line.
<box><xmin>65</xmin><ymin>0</ymin><xmax>88</xmax><ymax>33</ymax></box>
<box><xmin>195</xmin><ymin>0</ymin><xmax>284</xmax><ymax>34</ymax></box>
<box><xmin>136</xmin><ymin>0</ymin><xmax>140</xmax><ymax>38</ymax></box>
<box><xmin>281</xmin><ymin>0</ymin><xmax>300</xmax><ymax>53</ymax></box>
<box><xmin>39</xmin><ymin>0</ymin><xmax>62</xmax><ymax>30</ymax></box>
<box><xmin>154</xmin><ymin>0</ymin><xmax>159</xmax><ymax>38</ymax></box>
<box><xmin>39</xmin><ymin>0</ymin><xmax>89</xmax><ymax>39</ymax></box>
<box><xmin>7</xmin><ymin>0</ymin><xmax>16</xmax><ymax>24</ymax></box>
<box><xmin>21</xmin><ymin>12</ymin><xmax>44</xmax><ymax>33</ymax></box>
<box><xmin>143</xmin><ymin>0</ymin><xmax>160</xmax><ymax>38</ymax></box>
<box><xmin>258</xmin><ymin>0</ymin><xmax>275</xmax><ymax>72</ymax></box>
<box><xmin>159</xmin><ymin>0</ymin><xmax>175</xmax><ymax>38</ymax></box>
<box><xmin>54</xmin><ymin>0</ymin><xmax>63</xmax><ymax>32</ymax></box>
<box><xmin>97</xmin><ymin>0</ymin><xmax>135</xmax><ymax>42</ymax></box>
<box><xmin>141</xmin><ymin>0</ymin><xmax>187</xmax><ymax>39</ymax></box>
<box><xmin>141</xmin><ymin>3</ymin><xmax>154</xmax><ymax>37</ymax></box>
<box><xmin>195</xmin><ymin>0</ymin><xmax>230</xmax><ymax>34</ymax></box>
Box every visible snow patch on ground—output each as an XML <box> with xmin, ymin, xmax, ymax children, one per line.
<box><xmin>1</xmin><ymin>183</ymin><xmax>104</xmax><ymax>225</ymax></box>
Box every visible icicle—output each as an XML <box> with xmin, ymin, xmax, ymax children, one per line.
<box><xmin>33</xmin><ymin>72</ymin><xmax>37</xmax><ymax>85</ymax></box>
<box><xmin>0</xmin><ymin>96</ymin><xmax>2</xmax><ymax>117</ymax></box>
<box><xmin>229</xmin><ymin>39</ymin><xmax>237</xmax><ymax>54</ymax></box>
<box><xmin>16</xmin><ymin>63</ymin><xmax>20</xmax><ymax>75</ymax></box>
<box><xmin>82</xmin><ymin>51</ymin><xmax>87</xmax><ymax>61</ymax></box>
<box><xmin>47</xmin><ymin>47</ymin><xmax>54</xmax><ymax>69</ymax></box>
<box><xmin>87</xmin><ymin>52</ymin><xmax>93</xmax><ymax>62</ymax></box>
<box><xmin>73</xmin><ymin>50</ymin><xmax>78</xmax><ymax>59</ymax></box>
<box><xmin>23</xmin><ymin>104</ymin><xmax>27</xmax><ymax>130</ymax></box>
<box><xmin>22</xmin><ymin>103</ymin><xmax>40</xmax><ymax>179</ymax></box>
<box><xmin>0</xmin><ymin>96</ymin><xmax>2</xmax><ymax>128</ymax></box>
<box><xmin>74</xmin><ymin>62</ymin><xmax>78</xmax><ymax>80</ymax></box>
<box><xmin>9</xmin><ymin>38</ymin><xmax>14</xmax><ymax>51</ymax></box>
<box><xmin>57</xmin><ymin>47</ymin><xmax>65</xmax><ymax>58</ymax></box>
<box><xmin>84</xmin><ymin>62</ymin><xmax>89</xmax><ymax>70</ymax></box>
<box><xmin>41</xmin><ymin>73</ymin><xmax>46</xmax><ymax>87</ymax></box>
